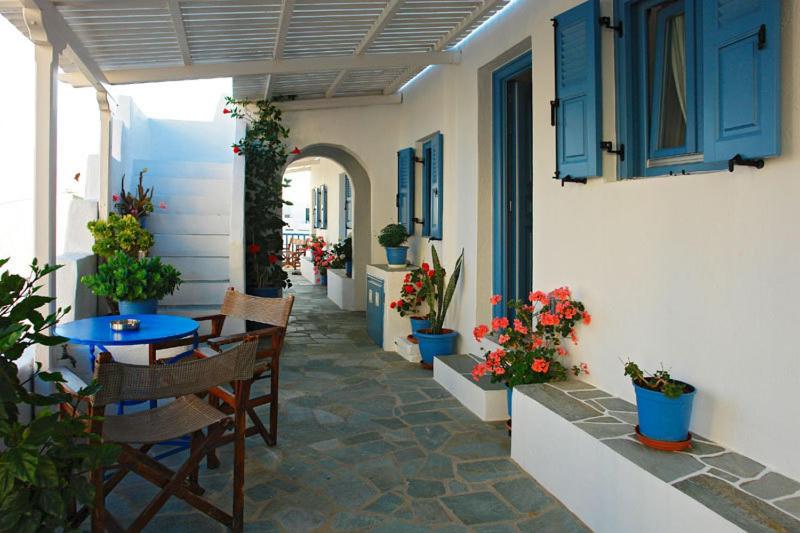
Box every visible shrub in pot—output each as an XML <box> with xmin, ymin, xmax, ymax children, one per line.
<box><xmin>472</xmin><ymin>288</ymin><xmax>591</xmax><ymax>420</ymax></box>
<box><xmin>81</xmin><ymin>251</ymin><xmax>182</xmax><ymax>314</ymax></box>
<box><xmin>378</xmin><ymin>223</ymin><xmax>409</xmax><ymax>267</ymax></box>
<box><xmin>113</xmin><ymin>168</ymin><xmax>155</xmax><ymax>223</ymax></box>
<box><xmin>0</xmin><ymin>258</ymin><xmax>120</xmax><ymax>530</ymax></box>
<box><xmin>389</xmin><ymin>268</ymin><xmax>431</xmax><ymax>338</ymax></box>
<box><xmin>624</xmin><ymin>361</ymin><xmax>696</xmax><ymax>445</ymax></box>
<box><xmin>415</xmin><ymin>246</ymin><xmax>464</xmax><ymax>367</ymax></box>
<box><xmin>87</xmin><ymin>213</ymin><xmax>153</xmax><ymax>259</ymax></box>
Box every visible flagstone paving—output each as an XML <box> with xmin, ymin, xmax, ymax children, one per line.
<box><xmin>109</xmin><ymin>279</ymin><xmax>588</xmax><ymax>532</ymax></box>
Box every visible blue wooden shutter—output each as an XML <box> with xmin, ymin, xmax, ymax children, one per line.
<box><xmin>321</xmin><ymin>185</ymin><xmax>328</xmax><ymax>229</ymax></box>
<box><xmin>702</xmin><ymin>0</ymin><xmax>781</xmax><ymax>163</ymax></box>
<box><xmin>397</xmin><ymin>147</ymin><xmax>415</xmax><ymax>234</ymax></box>
<box><xmin>429</xmin><ymin>133</ymin><xmax>444</xmax><ymax>240</ymax></box>
<box><xmin>312</xmin><ymin>187</ymin><xmax>318</xmax><ymax>228</ymax></box>
<box><xmin>421</xmin><ymin>141</ymin><xmax>432</xmax><ymax>237</ymax></box>
<box><xmin>553</xmin><ymin>0</ymin><xmax>602</xmax><ymax>179</ymax></box>
<box><xmin>344</xmin><ymin>175</ymin><xmax>353</xmax><ymax>230</ymax></box>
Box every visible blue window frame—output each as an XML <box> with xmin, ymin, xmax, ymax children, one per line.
<box><xmin>614</xmin><ymin>0</ymin><xmax>781</xmax><ymax>178</ymax></box>
<box><xmin>492</xmin><ymin>51</ymin><xmax>533</xmax><ymax>318</ymax></box>
<box><xmin>421</xmin><ymin>133</ymin><xmax>444</xmax><ymax>240</ymax></box>
<box><xmin>421</xmin><ymin>141</ymin><xmax>432</xmax><ymax>237</ymax></box>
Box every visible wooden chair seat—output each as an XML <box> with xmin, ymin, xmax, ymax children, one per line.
<box><xmin>101</xmin><ymin>396</ymin><xmax>228</xmax><ymax>444</ymax></box>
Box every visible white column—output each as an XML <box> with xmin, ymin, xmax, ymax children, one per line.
<box><xmin>97</xmin><ymin>91</ymin><xmax>112</xmax><ymax>218</ymax></box>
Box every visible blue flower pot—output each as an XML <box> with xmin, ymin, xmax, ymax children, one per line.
<box><xmin>320</xmin><ymin>274</ymin><xmax>328</xmax><ymax>286</ymax></box>
<box><xmin>345</xmin><ymin>261</ymin><xmax>353</xmax><ymax>278</ymax></box>
<box><xmin>385</xmin><ymin>246</ymin><xmax>408</xmax><ymax>266</ymax></box>
<box><xmin>409</xmin><ymin>317</ymin><xmax>431</xmax><ymax>336</ymax></box>
<box><xmin>118</xmin><ymin>299</ymin><xmax>157</xmax><ymax>315</ymax></box>
<box><xmin>507</xmin><ymin>386</ymin><xmax>513</xmax><ymax>419</ymax></box>
<box><xmin>416</xmin><ymin>329</ymin><xmax>459</xmax><ymax>366</ymax></box>
<box><xmin>633</xmin><ymin>382</ymin><xmax>696</xmax><ymax>442</ymax></box>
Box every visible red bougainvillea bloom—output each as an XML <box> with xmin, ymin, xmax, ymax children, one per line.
<box><xmin>247</xmin><ymin>243</ymin><xmax>261</xmax><ymax>255</ymax></box>
<box><xmin>532</xmin><ymin>358</ymin><xmax>550</xmax><ymax>374</ymax></box>
<box><xmin>473</xmin><ymin>324</ymin><xmax>489</xmax><ymax>341</ymax></box>
<box><xmin>490</xmin><ymin>294</ymin><xmax>502</xmax><ymax>305</ymax></box>
<box><xmin>551</xmin><ymin>287</ymin><xmax>571</xmax><ymax>301</ymax></box>
<box><xmin>223</xmin><ymin>108</ymin><xmax>231</xmax><ymax>114</ymax></box>
<box><xmin>112</xmin><ymin>193</ymin><xmax>120</xmax><ymax>202</ymax></box>
<box><xmin>159</xmin><ymin>201</ymin><xmax>167</xmax><ymax>209</ymax></box>
<box><xmin>421</xmin><ymin>263</ymin><xmax>430</xmax><ymax>272</ymax></box>
<box><xmin>268</xmin><ymin>254</ymin><xmax>279</xmax><ymax>264</ymax></box>
<box><xmin>582</xmin><ymin>312</ymin><xmax>592</xmax><ymax>325</ymax></box>
<box><xmin>403</xmin><ymin>284</ymin><xmax>415</xmax><ymax>294</ymax></box>
<box><xmin>491</xmin><ymin>317</ymin><xmax>509</xmax><ymax>331</ymax></box>
<box><xmin>513</xmin><ymin>319</ymin><xmax>528</xmax><ymax>335</ymax></box>
<box><xmin>498</xmin><ymin>334</ymin><xmax>510</xmax><ymax>344</ymax></box>
<box><xmin>233</xmin><ymin>146</ymin><xmax>240</xmax><ymax>154</ymax></box>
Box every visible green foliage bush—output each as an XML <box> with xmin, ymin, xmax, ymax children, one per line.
<box><xmin>81</xmin><ymin>252</ymin><xmax>181</xmax><ymax>302</ymax></box>
<box><xmin>0</xmin><ymin>258</ymin><xmax>119</xmax><ymax>531</ymax></box>
<box><xmin>377</xmin><ymin>224</ymin><xmax>409</xmax><ymax>248</ymax></box>
<box><xmin>86</xmin><ymin>213</ymin><xmax>153</xmax><ymax>259</ymax></box>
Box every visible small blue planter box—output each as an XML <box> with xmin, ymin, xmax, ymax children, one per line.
<box><xmin>633</xmin><ymin>382</ymin><xmax>696</xmax><ymax>442</ymax></box>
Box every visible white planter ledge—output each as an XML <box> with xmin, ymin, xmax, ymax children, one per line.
<box><xmin>326</xmin><ymin>268</ymin><xmax>358</xmax><ymax>311</ymax></box>
<box><xmin>433</xmin><ymin>354</ymin><xmax>508</xmax><ymax>421</ymax></box>
<box><xmin>300</xmin><ymin>256</ymin><xmax>317</xmax><ymax>284</ymax></box>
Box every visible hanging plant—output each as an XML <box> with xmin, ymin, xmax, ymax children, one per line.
<box><xmin>225</xmin><ymin>97</ymin><xmax>292</xmax><ymax>290</ymax></box>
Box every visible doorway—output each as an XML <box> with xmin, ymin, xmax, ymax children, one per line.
<box><xmin>493</xmin><ymin>52</ymin><xmax>533</xmax><ymax>316</ymax></box>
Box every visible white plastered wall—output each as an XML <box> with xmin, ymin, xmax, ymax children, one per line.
<box><xmin>282</xmin><ymin>0</ymin><xmax>800</xmax><ymax>481</ymax></box>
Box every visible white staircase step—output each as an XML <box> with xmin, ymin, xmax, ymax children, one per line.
<box><xmin>148</xmin><ymin>178</ymin><xmax>229</xmax><ymax>198</ymax></box>
<box><xmin>147</xmin><ymin>214</ymin><xmax>228</xmax><ymax>235</ymax></box>
<box><xmin>152</xmin><ymin>234</ymin><xmax>228</xmax><ymax>257</ymax></box>
<box><xmin>161</xmin><ymin>281</ymin><xmax>229</xmax><ymax>306</ymax></box>
<box><xmin>151</xmin><ymin>194</ymin><xmax>230</xmax><ymax>215</ymax></box>
<box><xmin>133</xmin><ymin>160</ymin><xmax>233</xmax><ymax>181</ymax></box>
<box><xmin>161</xmin><ymin>257</ymin><xmax>230</xmax><ymax>282</ymax></box>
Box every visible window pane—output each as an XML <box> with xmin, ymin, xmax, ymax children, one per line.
<box><xmin>659</xmin><ymin>14</ymin><xmax>687</xmax><ymax>148</ymax></box>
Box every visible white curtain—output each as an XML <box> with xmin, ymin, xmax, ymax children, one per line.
<box><xmin>669</xmin><ymin>14</ymin><xmax>687</xmax><ymax>121</ymax></box>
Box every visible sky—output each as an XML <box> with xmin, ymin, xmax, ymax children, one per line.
<box><xmin>0</xmin><ymin>16</ymin><xmax>231</xmax><ymax>272</ymax></box>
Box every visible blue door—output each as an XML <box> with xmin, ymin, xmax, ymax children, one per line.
<box><xmin>366</xmin><ymin>275</ymin><xmax>385</xmax><ymax>347</ymax></box>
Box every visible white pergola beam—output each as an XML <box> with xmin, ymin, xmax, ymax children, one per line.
<box><xmin>60</xmin><ymin>51</ymin><xmax>460</xmax><ymax>86</ymax></box>
<box><xmin>277</xmin><ymin>93</ymin><xmax>402</xmax><ymax>112</ymax></box>
<box><xmin>325</xmin><ymin>0</ymin><xmax>405</xmax><ymax>98</ymax></box>
<box><xmin>383</xmin><ymin>0</ymin><xmax>502</xmax><ymax>95</ymax></box>
<box><xmin>167</xmin><ymin>0</ymin><xmax>191</xmax><ymax>65</ymax></box>
<box><xmin>265</xmin><ymin>0</ymin><xmax>294</xmax><ymax>100</ymax></box>
<box><xmin>21</xmin><ymin>0</ymin><xmax>109</xmax><ymax>90</ymax></box>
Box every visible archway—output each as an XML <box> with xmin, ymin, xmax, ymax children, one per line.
<box><xmin>285</xmin><ymin>143</ymin><xmax>371</xmax><ymax>310</ymax></box>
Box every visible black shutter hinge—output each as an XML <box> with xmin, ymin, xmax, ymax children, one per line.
<box><xmin>599</xmin><ymin>16</ymin><xmax>623</xmax><ymax>36</ymax></box>
<box><xmin>601</xmin><ymin>141</ymin><xmax>625</xmax><ymax>161</ymax></box>
<box><xmin>550</xmin><ymin>99</ymin><xmax>560</xmax><ymax>126</ymax></box>
<box><xmin>414</xmin><ymin>157</ymin><xmax>425</xmax><ymax>164</ymax></box>
<box><xmin>551</xmin><ymin>17</ymin><xmax>558</xmax><ymax>28</ymax></box>
<box><xmin>396</xmin><ymin>194</ymin><xmax>400</xmax><ymax>207</ymax></box>
<box><xmin>728</xmin><ymin>154</ymin><xmax>765</xmax><ymax>172</ymax></box>
<box><xmin>758</xmin><ymin>24</ymin><xmax>766</xmax><ymax>49</ymax></box>
<box><xmin>553</xmin><ymin>170</ymin><xmax>588</xmax><ymax>187</ymax></box>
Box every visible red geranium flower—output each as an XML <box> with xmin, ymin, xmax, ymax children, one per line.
<box><xmin>490</xmin><ymin>294</ymin><xmax>502</xmax><ymax>305</ymax></box>
<box><xmin>532</xmin><ymin>359</ymin><xmax>550</xmax><ymax>374</ymax></box>
<box><xmin>268</xmin><ymin>254</ymin><xmax>279</xmax><ymax>264</ymax></box>
<box><xmin>421</xmin><ymin>263</ymin><xmax>430</xmax><ymax>272</ymax></box>
<box><xmin>247</xmin><ymin>243</ymin><xmax>261</xmax><ymax>255</ymax></box>
<box><xmin>473</xmin><ymin>324</ymin><xmax>489</xmax><ymax>341</ymax></box>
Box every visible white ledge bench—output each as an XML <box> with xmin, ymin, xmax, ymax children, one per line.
<box><xmin>433</xmin><ymin>354</ymin><xmax>509</xmax><ymax>421</ymax></box>
<box><xmin>510</xmin><ymin>381</ymin><xmax>800</xmax><ymax>533</ymax></box>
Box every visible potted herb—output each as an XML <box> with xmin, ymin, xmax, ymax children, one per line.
<box><xmin>81</xmin><ymin>252</ymin><xmax>182</xmax><ymax>314</ymax></box>
<box><xmin>87</xmin><ymin>213</ymin><xmax>153</xmax><ymax>259</ymax></box>
<box><xmin>472</xmin><ymin>288</ymin><xmax>591</xmax><ymax>420</ymax></box>
<box><xmin>226</xmin><ymin>97</ymin><xmax>292</xmax><ymax>296</ymax></box>
<box><xmin>624</xmin><ymin>361</ymin><xmax>696</xmax><ymax>447</ymax></box>
<box><xmin>415</xmin><ymin>246</ymin><xmax>464</xmax><ymax>367</ymax></box>
<box><xmin>378</xmin><ymin>223</ymin><xmax>409</xmax><ymax>267</ymax></box>
<box><xmin>0</xmin><ymin>258</ymin><xmax>119</xmax><ymax>530</ymax></box>
<box><xmin>390</xmin><ymin>268</ymin><xmax>431</xmax><ymax>338</ymax></box>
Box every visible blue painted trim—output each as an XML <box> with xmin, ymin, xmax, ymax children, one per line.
<box><xmin>421</xmin><ymin>140</ymin><xmax>432</xmax><ymax>237</ymax></box>
<box><xmin>492</xmin><ymin>50</ymin><xmax>532</xmax><ymax>318</ymax></box>
<box><xmin>429</xmin><ymin>133</ymin><xmax>444</xmax><ymax>240</ymax></box>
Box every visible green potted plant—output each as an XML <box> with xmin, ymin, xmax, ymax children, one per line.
<box><xmin>81</xmin><ymin>252</ymin><xmax>182</xmax><ymax>314</ymax></box>
<box><xmin>87</xmin><ymin>213</ymin><xmax>153</xmax><ymax>259</ymax></box>
<box><xmin>378</xmin><ymin>223</ymin><xmax>409</xmax><ymax>267</ymax></box>
<box><xmin>415</xmin><ymin>246</ymin><xmax>464</xmax><ymax>367</ymax></box>
<box><xmin>225</xmin><ymin>97</ymin><xmax>292</xmax><ymax>296</ymax></box>
<box><xmin>329</xmin><ymin>237</ymin><xmax>353</xmax><ymax>277</ymax></box>
<box><xmin>472</xmin><ymin>287</ymin><xmax>591</xmax><ymax>421</ymax></box>
<box><xmin>113</xmin><ymin>168</ymin><xmax>157</xmax><ymax>226</ymax></box>
<box><xmin>624</xmin><ymin>361</ymin><xmax>696</xmax><ymax>449</ymax></box>
<box><xmin>0</xmin><ymin>258</ymin><xmax>120</xmax><ymax>530</ymax></box>
<box><xmin>389</xmin><ymin>268</ymin><xmax>431</xmax><ymax>338</ymax></box>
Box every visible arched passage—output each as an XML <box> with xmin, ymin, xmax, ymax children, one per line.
<box><xmin>286</xmin><ymin>143</ymin><xmax>371</xmax><ymax>310</ymax></box>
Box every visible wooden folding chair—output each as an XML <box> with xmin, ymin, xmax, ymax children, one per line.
<box><xmin>58</xmin><ymin>339</ymin><xmax>258</xmax><ymax>532</ymax></box>
<box><xmin>151</xmin><ymin>288</ymin><xmax>295</xmax><ymax>450</ymax></box>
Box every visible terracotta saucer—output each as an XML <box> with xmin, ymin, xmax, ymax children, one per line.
<box><xmin>635</xmin><ymin>425</ymin><xmax>692</xmax><ymax>451</ymax></box>
<box><xmin>406</xmin><ymin>334</ymin><xmax>419</xmax><ymax>344</ymax></box>
<box><xmin>420</xmin><ymin>361</ymin><xmax>433</xmax><ymax>370</ymax></box>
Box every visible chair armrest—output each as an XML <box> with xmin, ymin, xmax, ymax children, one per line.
<box><xmin>206</xmin><ymin>326</ymin><xmax>283</xmax><ymax>351</ymax></box>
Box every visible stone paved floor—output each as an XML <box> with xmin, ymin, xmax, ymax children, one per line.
<box><xmin>109</xmin><ymin>278</ymin><xmax>588</xmax><ymax>532</ymax></box>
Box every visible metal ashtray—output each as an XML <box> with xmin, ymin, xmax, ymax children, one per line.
<box><xmin>110</xmin><ymin>319</ymin><xmax>140</xmax><ymax>332</ymax></box>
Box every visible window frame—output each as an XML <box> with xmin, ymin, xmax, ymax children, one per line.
<box><xmin>614</xmin><ymin>0</ymin><xmax>727</xmax><ymax>178</ymax></box>
<box><xmin>421</xmin><ymin>140</ymin><xmax>432</xmax><ymax>237</ymax></box>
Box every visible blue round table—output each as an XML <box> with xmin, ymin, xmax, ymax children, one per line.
<box><xmin>55</xmin><ymin>314</ymin><xmax>199</xmax><ymax>370</ymax></box>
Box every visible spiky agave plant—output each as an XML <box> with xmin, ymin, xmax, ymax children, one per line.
<box><xmin>421</xmin><ymin>246</ymin><xmax>464</xmax><ymax>334</ymax></box>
